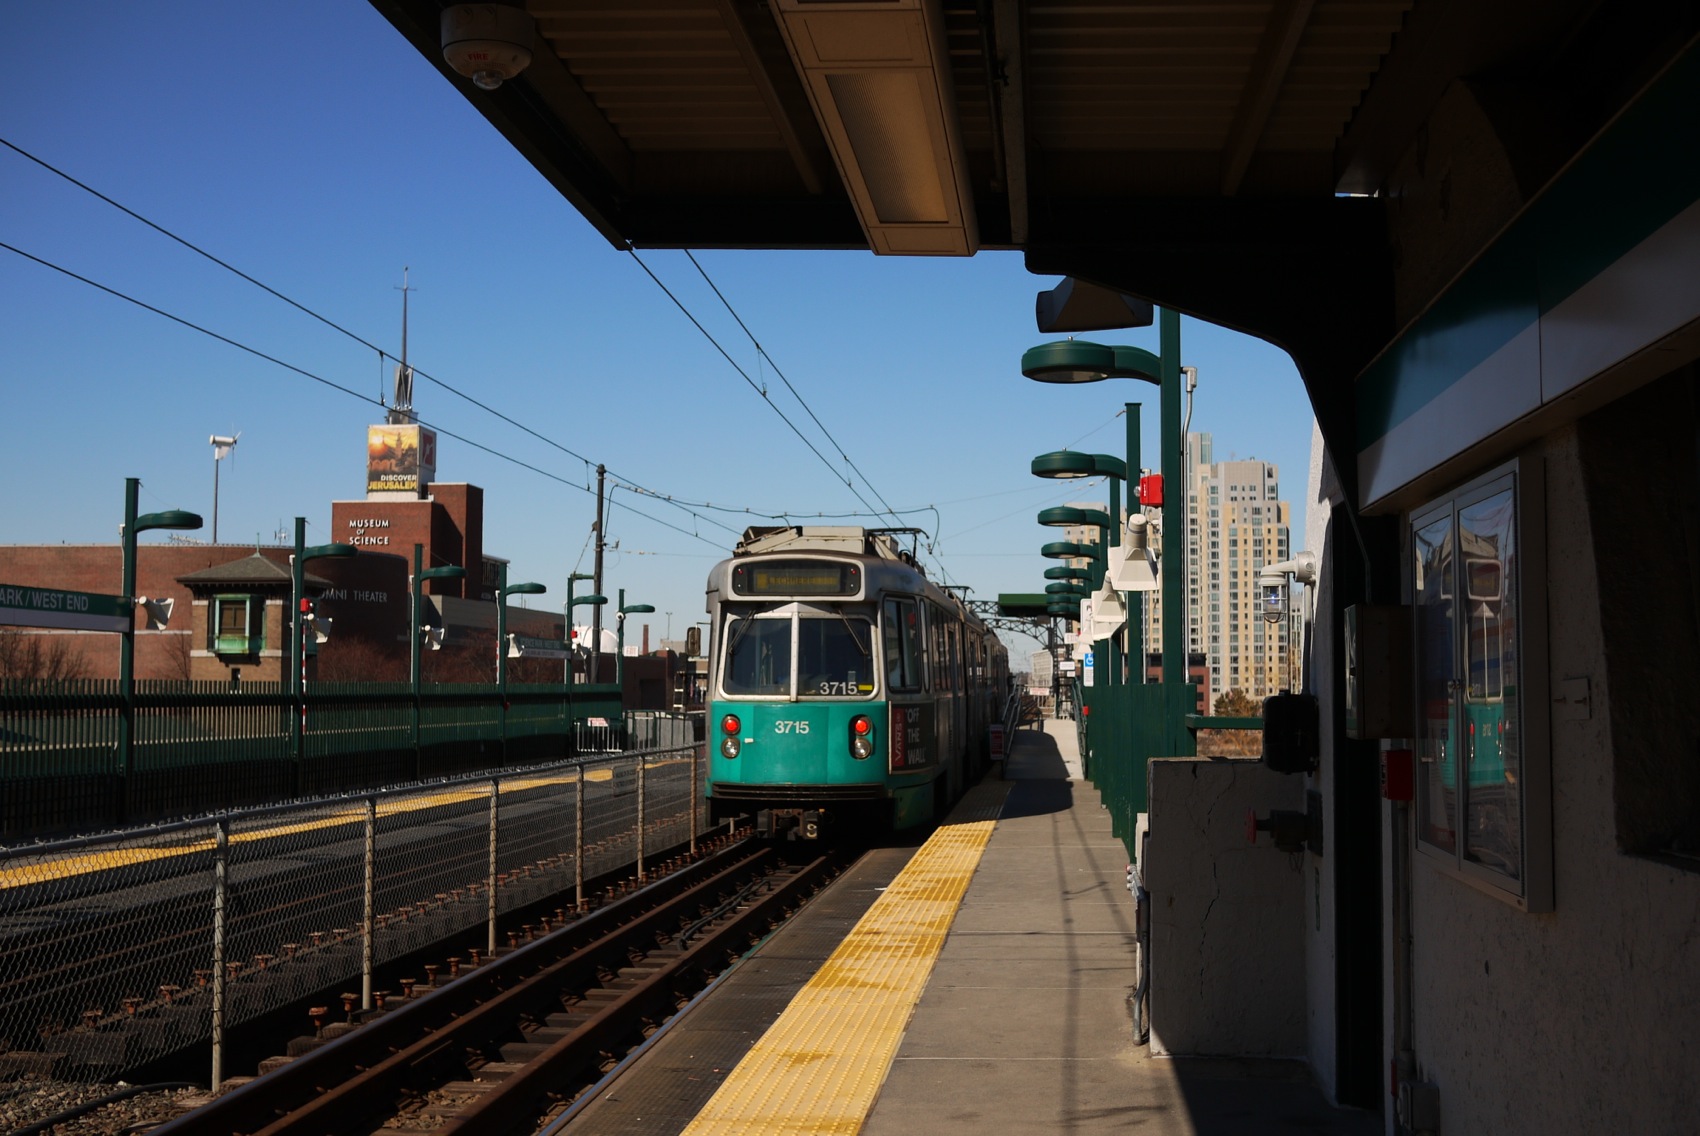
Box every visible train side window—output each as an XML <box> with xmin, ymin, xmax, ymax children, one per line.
<box><xmin>1409</xmin><ymin>459</ymin><xmax>1550</xmax><ymax>912</ymax></box>
<box><xmin>883</xmin><ymin>597</ymin><xmax>924</xmax><ymax>693</ymax></box>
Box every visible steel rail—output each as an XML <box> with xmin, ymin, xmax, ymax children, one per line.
<box><xmin>147</xmin><ymin>841</ymin><xmax>843</xmax><ymax>1136</ymax></box>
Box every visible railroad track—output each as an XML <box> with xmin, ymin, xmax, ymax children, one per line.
<box><xmin>146</xmin><ymin>839</ymin><xmax>850</xmax><ymax>1136</ymax></box>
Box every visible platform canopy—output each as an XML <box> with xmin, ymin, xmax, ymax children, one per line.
<box><xmin>371</xmin><ymin>0</ymin><xmax>1694</xmax><ymax>499</ymax></box>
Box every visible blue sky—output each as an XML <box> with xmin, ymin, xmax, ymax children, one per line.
<box><xmin>0</xmin><ymin>1</ymin><xmax>1316</xmax><ymax>657</ymax></box>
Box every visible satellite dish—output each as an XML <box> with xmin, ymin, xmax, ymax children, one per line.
<box><xmin>137</xmin><ymin>596</ymin><xmax>175</xmax><ymax>631</ymax></box>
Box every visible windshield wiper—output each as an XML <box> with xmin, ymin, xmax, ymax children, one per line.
<box><xmin>831</xmin><ymin>605</ymin><xmax>868</xmax><ymax>657</ymax></box>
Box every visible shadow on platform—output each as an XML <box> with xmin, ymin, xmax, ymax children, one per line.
<box><xmin>1170</xmin><ymin>1057</ymin><xmax>1381</xmax><ymax>1135</ymax></box>
<box><xmin>995</xmin><ymin>723</ymin><xmax>1075</xmax><ymax>818</ymax></box>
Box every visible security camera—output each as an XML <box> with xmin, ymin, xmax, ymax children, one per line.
<box><xmin>441</xmin><ymin>4</ymin><xmax>535</xmax><ymax>91</ymax></box>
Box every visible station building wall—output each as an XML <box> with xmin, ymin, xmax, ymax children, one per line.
<box><xmin>1323</xmin><ymin>42</ymin><xmax>1700</xmax><ymax>1135</ymax></box>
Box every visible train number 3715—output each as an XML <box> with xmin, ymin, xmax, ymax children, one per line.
<box><xmin>774</xmin><ymin>720</ymin><xmax>811</xmax><ymax>734</ymax></box>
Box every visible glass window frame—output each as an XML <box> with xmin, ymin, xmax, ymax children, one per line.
<box><xmin>717</xmin><ymin>606</ymin><xmax>879</xmax><ymax>701</ymax></box>
<box><xmin>210</xmin><ymin>594</ymin><xmax>264</xmax><ymax>656</ymax></box>
<box><xmin>795</xmin><ymin>611</ymin><xmax>876</xmax><ymax>699</ymax></box>
<box><xmin>882</xmin><ymin>595</ymin><xmax>926</xmax><ymax>694</ymax></box>
<box><xmin>1408</xmin><ymin>458</ymin><xmax>1552</xmax><ymax>912</ymax></box>
<box><xmin>718</xmin><ymin>610</ymin><xmax>796</xmax><ymax>699</ymax></box>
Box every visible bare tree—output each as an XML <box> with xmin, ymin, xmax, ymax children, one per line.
<box><xmin>0</xmin><ymin>629</ymin><xmax>92</xmax><ymax>683</ymax></box>
<box><xmin>166</xmin><ymin>630</ymin><xmax>194</xmax><ymax>683</ymax></box>
<box><xmin>315</xmin><ymin>637</ymin><xmax>408</xmax><ymax>683</ymax></box>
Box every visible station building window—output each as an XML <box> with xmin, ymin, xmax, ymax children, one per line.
<box><xmin>1410</xmin><ymin>459</ymin><xmax>1551</xmax><ymax>911</ymax></box>
<box><xmin>210</xmin><ymin>594</ymin><xmax>265</xmax><ymax>657</ymax></box>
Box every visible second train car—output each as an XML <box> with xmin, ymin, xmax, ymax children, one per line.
<box><xmin>704</xmin><ymin>526</ymin><xmax>1009</xmax><ymax>839</ymax></box>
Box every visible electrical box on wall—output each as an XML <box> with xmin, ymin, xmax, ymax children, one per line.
<box><xmin>1261</xmin><ymin>692</ymin><xmax>1319</xmax><ymax>774</ymax></box>
<box><xmin>1344</xmin><ymin>604</ymin><xmax>1413</xmax><ymax>739</ymax></box>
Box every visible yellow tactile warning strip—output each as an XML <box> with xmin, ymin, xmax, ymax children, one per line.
<box><xmin>680</xmin><ymin>777</ymin><xmax>1011</xmax><ymax>1136</ymax></box>
<box><xmin>0</xmin><ymin>756</ymin><xmax>685</xmax><ymax>891</ymax></box>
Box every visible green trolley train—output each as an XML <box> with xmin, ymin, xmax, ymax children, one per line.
<box><xmin>704</xmin><ymin>526</ymin><xmax>1009</xmax><ymax>839</ymax></box>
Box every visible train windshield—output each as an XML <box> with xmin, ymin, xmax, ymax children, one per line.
<box><xmin>798</xmin><ymin>614</ymin><xmax>873</xmax><ymax>697</ymax></box>
<box><xmin>722</xmin><ymin>615</ymin><xmax>792</xmax><ymax>696</ymax></box>
<box><xmin>720</xmin><ymin>610</ymin><xmax>874</xmax><ymax>698</ymax></box>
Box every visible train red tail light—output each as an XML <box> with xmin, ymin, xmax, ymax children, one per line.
<box><xmin>849</xmin><ymin>715</ymin><xmax>874</xmax><ymax>759</ymax></box>
<box><xmin>721</xmin><ymin>714</ymin><xmax>740</xmax><ymax>735</ymax></box>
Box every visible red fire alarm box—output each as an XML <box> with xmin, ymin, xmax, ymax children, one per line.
<box><xmin>1380</xmin><ymin>749</ymin><xmax>1414</xmax><ymax>801</ymax></box>
<box><xmin>1138</xmin><ymin>474</ymin><xmax>1163</xmax><ymax>507</ymax></box>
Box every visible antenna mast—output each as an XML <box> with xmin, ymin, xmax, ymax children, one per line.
<box><xmin>389</xmin><ymin>267</ymin><xmax>415</xmax><ymax>425</ymax></box>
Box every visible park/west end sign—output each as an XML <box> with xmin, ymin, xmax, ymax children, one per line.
<box><xmin>0</xmin><ymin>584</ymin><xmax>130</xmax><ymax>633</ymax></box>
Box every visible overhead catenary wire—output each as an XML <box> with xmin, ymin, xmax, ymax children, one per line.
<box><xmin>0</xmin><ymin>135</ymin><xmax>739</xmax><ymax>541</ymax></box>
<box><xmin>0</xmin><ymin>240</ymin><xmax>720</xmax><ymax>548</ymax></box>
<box><xmin>3</xmin><ymin>136</ymin><xmax>967</xmax><ymax>585</ymax></box>
<box><xmin>618</xmin><ymin>243</ymin><xmax>890</xmax><ymax>522</ymax></box>
<box><xmin>668</xmin><ymin>250</ymin><xmax>972</xmax><ymax>588</ymax></box>
<box><xmin>682</xmin><ymin>249</ymin><xmax>903</xmax><ymax>523</ymax></box>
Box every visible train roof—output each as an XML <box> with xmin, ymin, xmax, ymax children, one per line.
<box><xmin>733</xmin><ymin>525</ymin><xmax>922</xmax><ymax>567</ymax></box>
<box><xmin>708</xmin><ymin>526</ymin><xmax>996</xmax><ymax>642</ymax></box>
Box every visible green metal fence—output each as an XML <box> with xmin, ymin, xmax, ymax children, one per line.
<box><xmin>1076</xmin><ymin>678</ymin><xmax>1263</xmax><ymax>860</ymax></box>
<box><xmin>0</xmin><ymin>679</ymin><xmax>624</xmax><ymax>839</ymax></box>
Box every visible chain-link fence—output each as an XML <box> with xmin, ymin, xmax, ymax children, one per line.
<box><xmin>0</xmin><ymin>723</ymin><xmax>706</xmax><ymax>1087</ymax></box>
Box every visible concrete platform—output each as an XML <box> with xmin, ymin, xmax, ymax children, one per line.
<box><xmin>860</xmin><ymin>718</ymin><xmax>1379</xmax><ymax>1136</ymax></box>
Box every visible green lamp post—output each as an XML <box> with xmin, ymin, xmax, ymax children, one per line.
<box><xmin>497</xmin><ymin>565</ymin><xmax>545</xmax><ymax>759</ymax></box>
<box><xmin>1034</xmin><ymin>451</ymin><xmax>1127</xmax><ymax>686</ymax></box>
<box><xmin>410</xmin><ymin>544</ymin><xmax>465</xmax><ymax>773</ymax></box>
<box><xmin>290</xmin><ymin>518</ymin><xmax>356</xmax><ymax>790</ymax></box>
<box><xmin>565</xmin><ymin>575</ymin><xmax>606</xmax><ymax>689</ymax></box>
<box><xmin>497</xmin><ymin>567</ymin><xmax>547</xmax><ymax>688</ymax></box>
<box><xmin>118</xmin><ymin>478</ymin><xmax>202</xmax><ymax>823</ymax></box>
<box><xmin>1037</xmin><ymin>506</ymin><xmax>1111</xmax><ymax>589</ymax></box>
<box><xmin>616</xmin><ymin>589</ymin><xmax>656</xmax><ymax>686</ymax></box>
<box><xmin>1022</xmin><ymin>317</ymin><xmax>1182</xmax><ymax>690</ymax></box>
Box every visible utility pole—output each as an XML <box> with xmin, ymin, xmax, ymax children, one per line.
<box><xmin>592</xmin><ymin>463</ymin><xmax>607</xmax><ymax>684</ymax></box>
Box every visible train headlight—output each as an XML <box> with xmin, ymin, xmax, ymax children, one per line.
<box><xmin>721</xmin><ymin>736</ymin><xmax>741</xmax><ymax>758</ymax></box>
<box><xmin>849</xmin><ymin>715</ymin><xmax>874</xmax><ymax>760</ymax></box>
<box><xmin>720</xmin><ymin>713</ymin><xmax>741</xmax><ymax>758</ymax></box>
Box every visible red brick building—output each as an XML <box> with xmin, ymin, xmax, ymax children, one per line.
<box><xmin>0</xmin><ymin>483</ymin><xmax>567</xmax><ymax>684</ymax></box>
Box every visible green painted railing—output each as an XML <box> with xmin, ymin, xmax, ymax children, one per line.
<box><xmin>1076</xmin><ymin>681</ymin><xmax>1264</xmax><ymax>860</ymax></box>
<box><xmin>0</xmin><ymin>679</ymin><xmax>625</xmax><ymax>838</ymax></box>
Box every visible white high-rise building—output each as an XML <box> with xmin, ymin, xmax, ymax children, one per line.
<box><xmin>1142</xmin><ymin>434</ymin><xmax>1291</xmax><ymax>702</ymax></box>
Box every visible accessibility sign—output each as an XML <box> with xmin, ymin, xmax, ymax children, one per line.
<box><xmin>0</xmin><ymin>583</ymin><xmax>130</xmax><ymax>633</ymax></box>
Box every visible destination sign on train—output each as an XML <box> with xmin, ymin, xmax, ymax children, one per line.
<box><xmin>732</xmin><ymin>561</ymin><xmax>860</xmax><ymax>596</ymax></box>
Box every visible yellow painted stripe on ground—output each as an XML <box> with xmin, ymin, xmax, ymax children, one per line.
<box><xmin>0</xmin><ymin>757</ymin><xmax>674</xmax><ymax>890</ymax></box>
<box><xmin>681</xmin><ymin>779</ymin><xmax>1009</xmax><ymax>1136</ymax></box>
